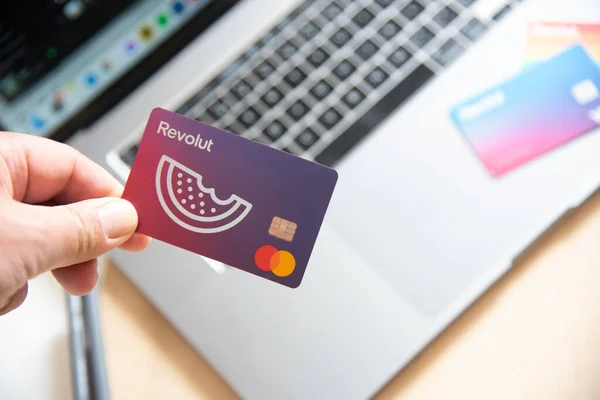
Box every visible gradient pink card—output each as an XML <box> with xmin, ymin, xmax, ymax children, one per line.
<box><xmin>122</xmin><ymin>108</ymin><xmax>338</xmax><ymax>288</ymax></box>
<box><xmin>525</xmin><ymin>22</ymin><xmax>600</xmax><ymax>65</ymax></box>
<box><xmin>451</xmin><ymin>45</ymin><xmax>600</xmax><ymax>177</ymax></box>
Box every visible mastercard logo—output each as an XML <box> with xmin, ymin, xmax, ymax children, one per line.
<box><xmin>254</xmin><ymin>245</ymin><xmax>296</xmax><ymax>277</ymax></box>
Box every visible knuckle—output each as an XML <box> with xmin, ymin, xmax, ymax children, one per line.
<box><xmin>0</xmin><ymin>284</ymin><xmax>28</xmax><ymax>315</ymax></box>
<box><xmin>65</xmin><ymin>205</ymin><xmax>97</xmax><ymax>260</ymax></box>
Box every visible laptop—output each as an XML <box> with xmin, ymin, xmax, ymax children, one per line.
<box><xmin>2</xmin><ymin>0</ymin><xmax>600</xmax><ymax>398</ymax></box>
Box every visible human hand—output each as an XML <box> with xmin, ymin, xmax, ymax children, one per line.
<box><xmin>0</xmin><ymin>131</ymin><xmax>151</xmax><ymax>315</ymax></box>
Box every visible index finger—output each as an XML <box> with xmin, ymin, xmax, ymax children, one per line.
<box><xmin>0</xmin><ymin>132</ymin><xmax>122</xmax><ymax>204</ymax></box>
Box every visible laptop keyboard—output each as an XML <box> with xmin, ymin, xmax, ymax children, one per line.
<box><xmin>120</xmin><ymin>0</ymin><xmax>521</xmax><ymax>167</ymax></box>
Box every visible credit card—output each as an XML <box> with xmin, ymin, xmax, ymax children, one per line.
<box><xmin>525</xmin><ymin>22</ymin><xmax>600</xmax><ymax>65</ymax></box>
<box><xmin>450</xmin><ymin>45</ymin><xmax>600</xmax><ymax>177</ymax></box>
<box><xmin>122</xmin><ymin>108</ymin><xmax>338</xmax><ymax>288</ymax></box>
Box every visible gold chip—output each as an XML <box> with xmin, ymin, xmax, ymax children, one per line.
<box><xmin>268</xmin><ymin>216</ymin><xmax>297</xmax><ymax>242</ymax></box>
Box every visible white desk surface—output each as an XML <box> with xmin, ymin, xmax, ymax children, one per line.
<box><xmin>3</xmin><ymin>193</ymin><xmax>600</xmax><ymax>400</ymax></box>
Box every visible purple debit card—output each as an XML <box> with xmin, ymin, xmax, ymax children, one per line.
<box><xmin>122</xmin><ymin>108</ymin><xmax>338</xmax><ymax>288</ymax></box>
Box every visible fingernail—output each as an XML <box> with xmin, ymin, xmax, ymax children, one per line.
<box><xmin>97</xmin><ymin>200</ymin><xmax>138</xmax><ymax>239</ymax></box>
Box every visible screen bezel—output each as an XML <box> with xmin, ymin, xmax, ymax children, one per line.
<box><xmin>0</xmin><ymin>0</ymin><xmax>240</xmax><ymax>143</ymax></box>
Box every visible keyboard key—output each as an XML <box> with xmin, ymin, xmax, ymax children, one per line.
<box><xmin>375</xmin><ymin>0</ymin><xmax>395</xmax><ymax>7</ymax></box>
<box><xmin>330</xmin><ymin>27</ymin><xmax>352</xmax><ymax>48</ymax></box>
<box><xmin>281</xmin><ymin>147</ymin><xmax>295</xmax><ymax>154</ymax></box>
<box><xmin>299</xmin><ymin>21</ymin><xmax>320</xmax><ymax>41</ymax></box>
<box><xmin>366</xmin><ymin>67</ymin><xmax>389</xmax><ymax>88</ymax></box>
<box><xmin>378</xmin><ymin>20</ymin><xmax>402</xmax><ymax>41</ymax></box>
<box><xmin>410</xmin><ymin>27</ymin><xmax>435</xmax><ymax>48</ymax></box>
<box><xmin>224</xmin><ymin>125</ymin><xmax>239</xmax><ymax>135</ymax></box>
<box><xmin>342</xmin><ymin>87</ymin><xmax>366</xmax><ymax>109</ymax></box>
<box><xmin>231</xmin><ymin>79</ymin><xmax>252</xmax><ymax>100</ymax></box>
<box><xmin>457</xmin><ymin>0</ymin><xmax>477</xmax><ymax>7</ymax></box>
<box><xmin>356</xmin><ymin>39</ymin><xmax>378</xmax><ymax>60</ymax></box>
<box><xmin>207</xmin><ymin>99</ymin><xmax>230</xmax><ymax>120</ymax></box>
<box><xmin>387</xmin><ymin>46</ymin><xmax>412</xmax><ymax>68</ymax></box>
<box><xmin>307</xmin><ymin>47</ymin><xmax>330</xmax><ymax>68</ymax></box>
<box><xmin>319</xmin><ymin>107</ymin><xmax>343</xmax><ymax>129</ymax></box>
<box><xmin>316</xmin><ymin>65</ymin><xmax>435</xmax><ymax>166</ymax></box>
<box><xmin>287</xmin><ymin>99</ymin><xmax>310</xmax><ymax>121</ymax></box>
<box><xmin>310</xmin><ymin>80</ymin><xmax>333</xmax><ymax>100</ymax></box>
<box><xmin>492</xmin><ymin>5</ymin><xmax>511</xmax><ymax>21</ymax></box>
<box><xmin>353</xmin><ymin>8</ymin><xmax>375</xmax><ymax>28</ymax></box>
<box><xmin>121</xmin><ymin>144</ymin><xmax>139</xmax><ymax>166</ymax></box>
<box><xmin>323</xmin><ymin>2</ymin><xmax>344</xmax><ymax>21</ymax></box>
<box><xmin>254</xmin><ymin>60</ymin><xmax>276</xmax><ymax>80</ymax></box>
<box><xmin>264</xmin><ymin>120</ymin><xmax>286</xmax><ymax>141</ymax></box>
<box><xmin>238</xmin><ymin>106</ymin><xmax>260</xmax><ymax>127</ymax></box>
<box><xmin>401</xmin><ymin>1</ymin><xmax>424</xmax><ymax>20</ymax></box>
<box><xmin>277</xmin><ymin>41</ymin><xmax>298</xmax><ymax>60</ymax></box>
<box><xmin>252</xmin><ymin>135</ymin><xmax>273</xmax><ymax>145</ymax></box>
<box><xmin>432</xmin><ymin>39</ymin><xmax>465</xmax><ymax>66</ymax></box>
<box><xmin>433</xmin><ymin>6</ymin><xmax>458</xmax><ymax>27</ymax></box>
<box><xmin>333</xmin><ymin>60</ymin><xmax>356</xmax><ymax>80</ymax></box>
<box><xmin>461</xmin><ymin>19</ymin><xmax>487</xmax><ymax>41</ymax></box>
<box><xmin>261</xmin><ymin>87</ymin><xmax>284</xmax><ymax>107</ymax></box>
<box><xmin>272</xmin><ymin>15</ymin><xmax>293</xmax><ymax>38</ymax></box>
<box><xmin>244</xmin><ymin>43</ymin><xmax>261</xmax><ymax>60</ymax></box>
<box><xmin>284</xmin><ymin>67</ymin><xmax>307</xmax><ymax>87</ymax></box>
<box><xmin>295</xmin><ymin>128</ymin><xmax>320</xmax><ymax>149</ymax></box>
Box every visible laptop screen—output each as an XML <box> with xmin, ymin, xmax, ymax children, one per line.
<box><xmin>0</xmin><ymin>0</ymin><xmax>230</xmax><ymax>141</ymax></box>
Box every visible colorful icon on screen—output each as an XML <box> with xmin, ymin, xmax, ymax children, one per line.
<box><xmin>52</xmin><ymin>93</ymin><xmax>64</xmax><ymax>112</ymax></box>
<box><xmin>138</xmin><ymin>24</ymin><xmax>154</xmax><ymax>42</ymax></box>
<box><xmin>84</xmin><ymin>72</ymin><xmax>98</xmax><ymax>87</ymax></box>
<box><xmin>29</xmin><ymin>115</ymin><xmax>46</xmax><ymax>130</ymax></box>
<box><xmin>101</xmin><ymin>58</ymin><xmax>113</xmax><ymax>72</ymax></box>
<box><xmin>64</xmin><ymin>0</ymin><xmax>84</xmax><ymax>20</ymax></box>
<box><xmin>46</xmin><ymin>47</ymin><xmax>58</xmax><ymax>60</ymax></box>
<box><xmin>172</xmin><ymin>1</ymin><xmax>185</xmax><ymax>14</ymax></box>
<box><xmin>64</xmin><ymin>81</ymin><xmax>76</xmax><ymax>93</ymax></box>
<box><xmin>0</xmin><ymin>75</ymin><xmax>20</xmax><ymax>98</ymax></box>
<box><xmin>254</xmin><ymin>245</ymin><xmax>296</xmax><ymax>277</ymax></box>
<box><xmin>125</xmin><ymin>40</ymin><xmax>137</xmax><ymax>54</ymax></box>
<box><xmin>157</xmin><ymin>13</ymin><xmax>168</xmax><ymax>27</ymax></box>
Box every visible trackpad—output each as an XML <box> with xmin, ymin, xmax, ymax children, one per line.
<box><xmin>326</xmin><ymin>153</ymin><xmax>499</xmax><ymax>315</ymax></box>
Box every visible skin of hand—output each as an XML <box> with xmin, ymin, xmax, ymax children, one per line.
<box><xmin>0</xmin><ymin>131</ymin><xmax>151</xmax><ymax>315</ymax></box>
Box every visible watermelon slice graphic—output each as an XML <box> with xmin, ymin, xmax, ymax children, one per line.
<box><xmin>156</xmin><ymin>155</ymin><xmax>252</xmax><ymax>233</ymax></box>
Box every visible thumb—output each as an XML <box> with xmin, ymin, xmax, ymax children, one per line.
<box><xmin>23</xmin><ymin>198</ymin><xmax>139</xmax><ymax>273</ymax></box>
